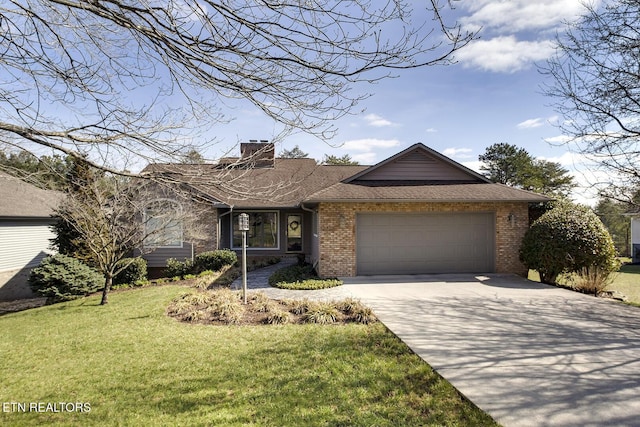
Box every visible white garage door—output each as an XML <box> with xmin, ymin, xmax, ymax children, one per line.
<box><xmin>356</xmin><ymin>213</ymin><xmax>495</xmax><ymax>275</ymax></box>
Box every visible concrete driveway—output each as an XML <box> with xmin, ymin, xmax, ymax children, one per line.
<box><xmin>342</xmin><ymin>274</ymin><xmax>640</xmax><ymax>427</ymax></box>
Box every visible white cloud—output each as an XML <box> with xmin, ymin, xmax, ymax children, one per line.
<box><xmin>455</xmin><ymin>1</ymin><xmax>601</xmax><ymax>72</ymax></box>
<box><xmin>425</xmin><ymin>128</ymin><xmax>437</xmax><ymax>133</ymax></box>
<box><xmin>455</xmin><ymin>36</ymin><xmax>555</xmax><ymax>73</ymax></box>
<box><xmin>462</xmin><ymin>160</ymin><xmax>484</xmax><ymax>174</ymax></box>
<box><xmin>443</xmin><ymin>147</ymin><xmax>474</xmax><ymax>159</ymax></box>
<box><xmin>460</xmin><ymin>0</ymin><xmax>595</xmax><ymax>33</ymax></box>
<box><xmin>536</xmin><ymin>151</ymin><xmax>583</xmax><ymax>167</ymax></box>
<box><xmin>364</xmin><ymin>113</ymin><xmax>396</xmax><ymax>127</ymax></box>
<box><xmin>548</xmin><ymin>115</ymin><xmax>560</xmax><ymax>124</ymax></box>
<box><xmin>342</xmin><ymin>138</ymin><xmax>400</xmax><ymax>151</ymax></box>
<box><xmin>517</xmin><ymin>118</ymin><xmax>545</xmax><ymax>129</ymax></box>
<box><xmin>544</xmin><ymin>135</ymin><xmax>572</xmax><ymax>144</ymax></box>
<box><xmin>351</xmin><ymin>152</ymin><xmax>378</xmax><ymax>164</ymax></box>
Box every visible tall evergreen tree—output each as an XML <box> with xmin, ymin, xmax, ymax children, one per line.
<box><xmin>322</xmin><ymin>154</ymin><xmax>359</xmax><ymax>165</ymax></box>
<box><xmin>479</xmin><ymin>143</ymin><xmax>575</xmax><ymax>198</ymax></box>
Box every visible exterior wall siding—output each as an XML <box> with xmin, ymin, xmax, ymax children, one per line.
<box><xmin>141</xmin><ymin>202</ymin><xmax>218</xmax><ymax>269</ymax></box>
<box><xmin>0</xmin><ymin>220</ymin><xmax>56</xmax><ymax>272</ymax></box>
<box><xmin>0</xmin><ymin>219</ymin><xmax>57</xmax><ymax>300</ymax></box>
<box><xmin>317</xmin><ymin>202</ymin><xmax>530</xmax><ymax>277</ymax></box>
<box><xmin>356</xmin><ymin>150</ymin><xmax>473</xmax><ymax>181</ymax></box>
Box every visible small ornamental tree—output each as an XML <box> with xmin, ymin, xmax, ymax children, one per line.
<box><xmin>520</xmin><ymin>202</ymin><xmax>619</xmax><ymax>284</ymax></box>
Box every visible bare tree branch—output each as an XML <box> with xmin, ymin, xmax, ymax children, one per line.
<box><xmin>1</xmin><ymin>0</ymin><xmax>474</xmax><ymax>180</ymax></box>
<box><xmin>543</xmin><ymin>0</ymin><xmax>640</xmax><ymax>205</ymax></box>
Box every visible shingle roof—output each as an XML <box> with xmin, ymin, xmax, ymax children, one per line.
<box><xmin>0</xmin><ymin>172</ymin><xmax>62</xmax><ymax>218</ymax></box>
<box><xmin>144</xmin><ymin>145</ymin><xmax>552</xmax><ymax>207</ymax></box>
<box><xmin>145</xmin><ymin>159</ymin><xmax>367</xmax><ymax>208</ymax></box>
<box><xmin>305</xmin><ymin>181</ymin><xmax>551</xmax><ymax>203</ymax></box>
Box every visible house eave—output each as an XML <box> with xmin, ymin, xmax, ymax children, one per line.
<box><xmin>304</xmin><ymin>198</ymin><xmax>550</xmax><ymax>204</ymax></box>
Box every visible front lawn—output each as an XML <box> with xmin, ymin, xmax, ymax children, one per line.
<box><xmin>0</xmin><ymin>285</ymin><xmax>497</xmax><ymax>426</ymax></box>
<box><xmin>609</xmin><ymin>263</ymin><xmax>640</xmax><ymax>303</ymax></box>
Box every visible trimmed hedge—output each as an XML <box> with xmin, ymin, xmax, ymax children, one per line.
<box><xmin>268</xmin><ymin>264</ymin><xmax>342</xmax><ymax>290</ymax></box>
<box><xmin>164</xmin><ymin>258</ymin><xmax>194</xmax><ymax>278</ymax></box>
<box><xmin>165</xmin><ymin>250</ymin><xmax>238</xmax><ymax>278</ymax></box>
<box><xmin>194</xmin><ymin>250</ymin><xmax>238</xmax><ymax>273</ymax></box>
<box><xmin>28</xmin><ymin>254</ymin><xmax>104</xmax><ymax>303</ymax></box>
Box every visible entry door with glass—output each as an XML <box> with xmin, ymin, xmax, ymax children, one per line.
<box><xmin>286</xmin><ymin>214</ymin><xmax>302</xmax><ymax>252</ymax></box>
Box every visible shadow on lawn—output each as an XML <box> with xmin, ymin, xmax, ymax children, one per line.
<box><xmin>620</xmin><ymin>264</ymin><xmax>640</xmax><ymax>275</ymax></box>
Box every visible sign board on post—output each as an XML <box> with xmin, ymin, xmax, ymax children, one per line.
<box><xmin>239</xmin><ymin>213</ymin><xmax>249</xmax><ymax>304</ymax></box>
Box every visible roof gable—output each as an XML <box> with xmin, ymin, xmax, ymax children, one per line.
<box><xmin>345</xmin><ymin>143</ymin><xmax>490</xmax><ymax>183</ymax></box>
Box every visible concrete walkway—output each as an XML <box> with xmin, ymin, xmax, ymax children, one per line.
<box><xmin>231</xmin><ymin>258</ymin><xmax>356</xmax><ymax>301</ymax></box>
<box><xmin>233</xmin><ymin>261</ymin><xmax>640</xmax><ymax>426</ymax></box>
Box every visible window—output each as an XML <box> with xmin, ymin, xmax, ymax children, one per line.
<box><xmin>232</xmin><ymin>211</ymin><xmax>278</xmax><ymax>249</ymax></box>
<box><xmin>286</xmin><ymin>214</ymin><xmax>302</xmax><ymax>252</ymax></box>
<box><xmin>144</xmin><ymin>201</ymin><xmax>183</xmax><ymax>248</ymax></box>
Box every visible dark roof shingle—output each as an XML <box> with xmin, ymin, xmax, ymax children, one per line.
<box><xmin>305</xmin><ymin>181</ymin><xmax>551</xmax><ymax>203</ymax></box>
<box><xmin>0</xmin><ymin>172</ymin><xmax>62</xmax><ymax>218</ymax></box>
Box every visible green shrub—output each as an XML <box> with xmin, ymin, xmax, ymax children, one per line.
<box><xmin>268</xmin><ymin>264</ymin><xmax>316</xmax><ymax>286</ymax></box>
<box><xmin>269</xmin><ymin>264</ymin><xmax>342</xmax><ymax>289</ymax></box>
<box><xmin>164</xmin><ymin>258</ymin><xmax>194</xmax><ymax>278</ymax></box>
<box><xmin>520</xmin><ymin>202</ymin><xmax>619</xmax><ymax>284</ymax></box>
<box><xmin>113</xmin><ymin>257</ymin><xmax>147</xmax><ymax>286</ymax></box>
<box><xmin>194</xmin><ymin>249</ymin><xmax>238</xmax><ymax>273</ymax></box>
<box><xmin>272</xmin><ymin>278</ymin><xmax>342</xmax><ymax>290</ymax></box>
<box><xmin>28</xmin><ymin>254</ymin><xmax>104</xmax><ymax>303</ymax></box>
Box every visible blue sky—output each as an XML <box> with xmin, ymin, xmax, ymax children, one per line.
<box><xmin>207</xmin><ymin>0</ymin><xmax>601</xmax><ymax>204</ymax></box>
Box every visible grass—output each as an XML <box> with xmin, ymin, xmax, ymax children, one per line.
<box><xmin>0</xmin><ymin>286</ymin><xmax>497</xmax><ymax>426</ymax></box>
<box><xmin>528</xmin><ymin>262</ymin><xmax>640</xmax><ymax>304</ymax></box>
<box><xmin>610</xmin><ymin>263</ymin><xmax>640</xmax><ymax>304</ymax></box>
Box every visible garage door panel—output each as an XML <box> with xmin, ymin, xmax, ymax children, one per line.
<box><xmin>356</xmin><ymin>213</ymin><xmax>495</xmax><ymax>274</ymax></box>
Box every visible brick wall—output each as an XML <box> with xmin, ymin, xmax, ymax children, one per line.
<box><xmin>317</xmin><ymin>202</ymin><xmax>530</xmax><ymax>277</ymax></box>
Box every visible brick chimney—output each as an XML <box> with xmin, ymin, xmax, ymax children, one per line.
<box><xmin>240</xmin><ymin>140</ymin><xmax>275</xmax><ymax>168</ymax></box>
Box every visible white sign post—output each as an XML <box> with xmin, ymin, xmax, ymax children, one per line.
<box><xmin>238</xmin><ymin>213</ymin><xmax>249</xmax><ymax>304</ymax></box>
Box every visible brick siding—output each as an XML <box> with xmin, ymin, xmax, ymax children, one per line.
<box><xmin>317</xmin><ymin>202</ymin><xmax>530</xmax><ymax>277</ymax></box>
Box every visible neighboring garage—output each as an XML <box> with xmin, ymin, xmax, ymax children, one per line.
<box><xmin>0</xmin><ymin>172</ymin><xmax>61</xmax><ymax>300</ymax></box>
<box><xmin>356</xmin><ymin>212</ymin><xmax>495</xmax><ymax>275</ymax></box>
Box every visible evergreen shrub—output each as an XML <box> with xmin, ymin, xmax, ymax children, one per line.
<box><xmin>194</xmin><ymin>249</ymin><xmax>238</xmax><ymax>273</ymax></box>
<box><xmin>520</xmin><ymin>202</ymin><xmax>619</xmax><ymax>284</ymax></box>
<box><xmin>28</xmin><ymin>254</ymin><xmax>104</xmax><ymax>303</ymax></box>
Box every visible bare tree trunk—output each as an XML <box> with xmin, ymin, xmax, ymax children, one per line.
<box><xmin>101</xmin><ymin>274</ymin><xmax>113</xmax><ymax>305</ymax></box>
